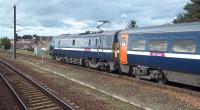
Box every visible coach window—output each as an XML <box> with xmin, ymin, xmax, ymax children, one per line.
<box><xmin>149</xmin><ymin>40</ymin><xmax>168</xmax><ymax>52</ymax></box>
<box><xmin>131</xmin><ymin>39</ymin><xmax>146</xmax><ymax>51</ymax></box>
<box><xmin>72</xmin><ymin>39</ymin><xmax>75</xmax><ymax>46</ymax></box>
<box><xmin>121</xmin><ymin>37</ymin><xmax>127</xmax><ymax>47</ymax></box>
<box><xmin>172</xmin><ymin>39</ymin><xmax>196</xmax><ymax>53</ymax></box>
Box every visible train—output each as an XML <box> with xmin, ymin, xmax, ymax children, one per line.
<box><xmin>49</xmin><ymin>22</ymin><xmax>200</xmax><ymax>87</ymax></box>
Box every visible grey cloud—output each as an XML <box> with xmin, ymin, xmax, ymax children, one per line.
<box><xmin>38</xmin><ymin>19</ymin><xmax>66</xmax><ymax>28</ymax></box>
<box><xmin>0</xmin><ymin>0</ymin><xmax>190</xmax><ymax>37</ymax></box>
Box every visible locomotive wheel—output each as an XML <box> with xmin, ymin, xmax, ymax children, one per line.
<box><xmin>117</xmin><ymin>65</ymin><xmax>122</xmax><ymax>74</ymax></box>
<box><xmin>85</xmin><ymin>61</ymin><xmax>89</xmax><ymax>68</ymax></box>
<box><xmin>116</xmin><ymin>64</ymin><xmax>122</xmax><ymax>74</ymax></box>
<box><xmin>106</xmin><ymin>65</ymin><xmax>111</xmax><ymax>72</ymax></box>
<box><xmin>99</xmin><ymin>64</ymin><xmax>104</xmax><ymax>71</ymax></box>
<box><xmin>135</xmin><ymin>73</ymin><xmax>141</xmax><ymax>80</ymax></box>
<box><xmin>81</xmin><ymin>59</ymin><xmax>85</xmax><ymax>66</ymax></box>
<box><xmin>52</xmin><ymin>55</ymin><xmax>56</xmax><ymax>60</ymax></box>
<box><xmin>157</xmin><ymin>72</ymin><xmax>168</xmax><ymax>84</ymax></box>
<box><xmin>61</xmin><ymin>58</ymin><xmax>66</xmax><ymax>63</ymax></box>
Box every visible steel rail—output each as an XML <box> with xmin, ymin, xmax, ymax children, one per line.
<box><xmin>0</xmin><ymin>59</ymin><xmax>76</xmax><ymax>110</ymax></box>
<box><xmin>0</xmin><ymin>73</ymin><xmax>28</xmax><ymax>110</ymax></box>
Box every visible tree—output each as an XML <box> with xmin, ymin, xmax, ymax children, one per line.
<box><xmin>33</xmin><ymin>34</ymin><xmax>40</xmax><ymax>44</ymax></box>
<box><xmin>16</xmin><ymin>35</ymin><xmax>22</xmax><ymax>41</ymax></box>
<box><xmin>22</xmin><ymin>35</ymin><xmax>32</xmax><ymax>39</ymax></box>
<box><xmin>173</xmin><ymin>0</ymin><xmax>200</xmax><ymax>23</ymax></box>
<box><xmin>79</xmin><ymin>31</ymin><xmax>92</xmax><ymax>35</ymax></box>
<box><xmin>126</xmin><ymin>19</ymin><xmax>138</xmax><ymax>29</ymax></box>
<box><xmin>0</xmin><ymin>37</ymin><xmax>11</xmax><ymax>50</ymax></box>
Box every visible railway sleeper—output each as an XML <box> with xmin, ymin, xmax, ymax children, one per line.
<box><xmin>15</xmin><ymin>83</ymin><xmax>30</xmax><ymax>86</ymax></box>
<box><xmin>28</xmin><ymin>98</ymin><xmax>51</xmax><ymax>103</ymax></box>
<box><xmin>18</xmin><ymin>85</ymin><xmax>37</xmax><ymax>90</ymax></box>
<box><xmin>24</xmin><ymin>93</ymin><xmax>44</xmax><ymax>97</ymax></box>
<box><xmin>20</xmin><ymin>89</ymin><xmax>41</xmax><ymax>94</ymax></box>
<box><xmin>30</xmin><ymin>101</ymin><xmax>53</xmax><ymax>107</ymax></box>
<box><xmin>28</xmin><ymin>103</ymin><xmax>57</xmax><ymax>110</ymax></box>
<box><xmin>28</xmin><ymin>95</ymin><xmax>48</xmax><ymax>100</ymax></box>
<box><xmin>24</xmin><ymin>92</ymin><xmax>43</xmax><ymax>97</ymax></box>
<box><xmin>19</xmin><ymin>89</ymin><xmax>39</xmax><ymax>93</ymax></box>
<box><xmin>43</xmin><ymin>106</ymin><xmax>61</xmax><ymax>110</ymax></box>
<box><xmin>26</xmin><ymin>94</ymin><xmax>45</xmax><ymax>98</ymax></box>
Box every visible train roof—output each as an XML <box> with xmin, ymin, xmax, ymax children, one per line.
<box><xmin>55</xmin><ymin>34</ymin><xmax>81</xmax><ymax>39</ymax></box>
<box><xmin>121</xmin><ymin>22</ymin><xmax>200</xmax><ymax>34</ymax></box>
<box><xmin>53</xmin><ymin>30</ymin><xmax>119</xmax><ymax>39</ymax></box>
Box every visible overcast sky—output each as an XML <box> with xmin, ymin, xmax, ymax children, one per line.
<box><xmin>0</xmin><ymin>0</ymin><xmax>190</xmax><ymax>38</ymax></box>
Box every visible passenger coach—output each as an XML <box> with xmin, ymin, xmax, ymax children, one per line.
<box><xmin>118</xmin><ymin>22</ymin><xmax>200</xmax><ymax>87</ymax></box>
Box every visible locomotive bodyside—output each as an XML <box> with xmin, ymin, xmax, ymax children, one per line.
<box><xmin>50</xmin><ymin>31</ymin><xmax>119</xmax><ymax>71</ymax></box>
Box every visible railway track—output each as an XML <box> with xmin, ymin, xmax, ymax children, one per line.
<box><xmin>16</xmin><ymin>53</ymin><xmax>200</xmax><ymax>96</ymax></box>
<box><xmin>0</xmin><ymin>51</ymin><xmax>200</xmax><ymax>109</ymax></box>
<box><xmin>0</xmin><ymin>59</ymin><xmax>76</xmax><ymax>110</ymax></box>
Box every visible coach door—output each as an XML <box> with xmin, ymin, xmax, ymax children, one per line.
<box><xmin>120</xmin><ymin>34</ymin><xmax>129</xmax><ymax>64</ymax></box>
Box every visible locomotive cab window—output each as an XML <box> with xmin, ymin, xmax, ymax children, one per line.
<box><xmin>172</xmin><ymin>39</ymin><xmax>196</xmax><ymax>53</ymax></box>
<box><xmin>149</xmin><ymin>40</ymin><xmax>168</xmax><ymax>52</ymax></box>
<box><xmin>130</xmin><ymin>39</ymin><xmax>146</xmax><ymax>51</ymax></box>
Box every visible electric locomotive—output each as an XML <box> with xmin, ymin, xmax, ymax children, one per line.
<box><xmin>50</xmin><ymin>31</ymin><xmax>120</xmax><ymax>72</ymax></box>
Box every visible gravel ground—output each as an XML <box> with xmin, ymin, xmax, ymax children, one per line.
<box><xmin>0</xmin><ymin>56</ymin><xmax>144</xmax><ymax>110</ymax></box>
<box><xmin>0</xmin><ymin>77</ymin><xmax>21</xmax><ymax>110</ymax></box>
<box><xmin>0</xmin><ymin>52</ymin><xmax>200</xmax><ymax>110</ymax></box>
<box><xmin>18</xmin><ymin>56</ymin><xmax>200</xmax><ymax>110</ymax></box>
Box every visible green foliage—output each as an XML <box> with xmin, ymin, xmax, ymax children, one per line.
<box><xmin>173</xmin><ymin>0</ymin><xmax>200</xmax><ymax>23</ymax></box>
<box><xmin>27</xmin><ymin>48</ymin><xmax>34</xmax><ymax>51</ymax></box>
<box><xmin>22</xmin><ymin>35</ymin><xmax>33</xmax><ymax>39</ymax></box>
<box><xmin>0</xmin><ymin>37</ymin><xmax>11</xmax><ymax>50</ymax></box>
<box><xmin>16</xmin><ymin>35</ymin><xmax>21</xmax><ymax>40</ymax></box>
<box><xmin>127</xmin><ymin>19</ymin><xmax>138</xmax><ymax>29</ymax></box>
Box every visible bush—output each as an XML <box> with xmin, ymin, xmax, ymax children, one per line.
<box><xmin>0</xmin><ymin>37</ymin><xmax>11</xmax><ymax>50</ymax></box>
<box><xmin>27</xmin><ymin>48</ymin><xmax>34</xmax><ymax>51</ymax></box>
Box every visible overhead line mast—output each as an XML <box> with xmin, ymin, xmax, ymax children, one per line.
<box><xmin>12</xmin><ymin>3</ymin><xmax>16</xmax><ymax>60</ymax></box>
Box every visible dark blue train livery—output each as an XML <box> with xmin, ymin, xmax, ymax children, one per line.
<box><xmin>50</xmin><ymin>31</ymin><xmax>119</xmax><ymax>70</ymax></box>
<box><xmin>50</xmin><ymin>22</ymin><xmax>200</xmax><ymax>87</ymax></box>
